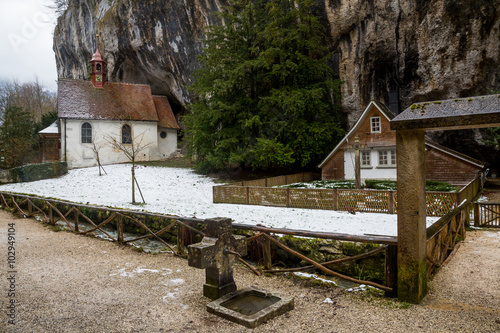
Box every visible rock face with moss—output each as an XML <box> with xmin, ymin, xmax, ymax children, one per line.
<box><xmin>53</xmin><ymin>0</ymin><xmax>499</xmax><ymax>167</ymax></box>
<box><xmin>54</xmin><ymin>1</ymin><xmax>499</xmax><ymax>116</ymax></box>
<box><xmin>53</xmin><ymin>0</ymin><xmax>223</xmax><ymax>111</ymax></box>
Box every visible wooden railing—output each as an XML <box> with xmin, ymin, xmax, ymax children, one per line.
<box><xmin>0</xmin><ymin>191</ymin><xmax>397</xmax><ymax>294</ymax></box>
<box><xmin>215</xmin><ymin>185</ymin><xmax>457</xmax><ymax>216</ymax></box>
<box><xmin>474</xmin><ymin>202</ymin><xmax>500</xmax><ymax>227</ymax></box>
<box><xmin>426</xmin><ymin>200</ymin><xmax>470</xmax><ymax>278</ymax></box>
<box><xmin>458</xmin><ymin>175</ymin><xmax>483</xmax><ymax>203</ymax></box>
<box><xmin>214</xmin><ymin>174</ymin><xmax>484</xmax><ymax>217</ymax></box>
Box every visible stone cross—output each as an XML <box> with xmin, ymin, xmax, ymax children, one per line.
<box><xmin>188</xmin><ymin>218</ymin><xmax>247</xmax><ymax>300</ymax></box>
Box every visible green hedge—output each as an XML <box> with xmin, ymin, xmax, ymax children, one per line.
<box><xmin>6</xmin><ymin>162</ymin><xmax>67</xmax><ymax>183</ymax></box>
<box><xmin>364</xmin><ymin>179</ymin><xmax>457</xmax><ymax>192</ymax></box>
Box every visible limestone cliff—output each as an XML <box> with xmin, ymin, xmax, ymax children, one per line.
<box><xmin>53</xmin><ymin>0</ymin><xmax>224</xmax><ymax>112</ymax></box>
<box><xmin>53</xmin><ymin>0</ymin><xmax>500</xmax><ymax>166</ymax></box>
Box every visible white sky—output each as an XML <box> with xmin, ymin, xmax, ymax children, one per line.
<box><xmin>0</xmin><ymin>0</ymin><xmax>58</xmax><ymax>92</ymax></box>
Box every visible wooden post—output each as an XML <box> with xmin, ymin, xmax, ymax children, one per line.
<box><xmin>333</xmin><ymin>189</ymin><xmax>338</xmax><ymax>211</ymax></box>
<box><xmin>353</xmin><ymin>136</ymin><xmax>362</xmax><ymax>189</ymax></box>
<box><xmin>388</xmin><ymin>191</ymin><xmax>394</xmax><ymax>214</ymax></box>
<box><xmin>396</xmin><ymin>129</ymin><xmax>427</xmax><ymax>303</ymax></box>
<box><xmin>117</xmin><ymin>215</ymin><xmax>123</xmax><ymax>242</ymax></box>
<box><xmin>262</xmin><ymin>236</ymin><xmax>272</xmax><ymax>270</ymax></box>
<box><xmin>177</xmin><ymin>223</ymin><xmax>185</xmax><ymax>254</ymax></box>
<box><xmin>28</xmin><ymin>200</ymin><xmax>33</xmax><ymax>216</ymax></box>
<box><xmin>246</xmin><ymin>186</ymin><xmax>250</xmax><ymax>205</ymax></box>
<box><xmin>474</xmin><ymin>203</ymin><xmax>479</xmax><ymax>227</ymax></box>
<box><xmin>385</xmin><ymin>244</ymin><xmax>398</xmax><ymax>297</ymax></box>
<box><xmin>49</xmin><ymin>206</ymin><xmax>54</xmax><ymax>225</ymax></box>
<box><xmin>286</xmin><ymin>188</ymin><xmax>290</xmax><ymax>208</ymax></box>
<box><xmin>74</xmin><ymin>209</ymin><xmax>79</xmax><ymax>232</ymax></box>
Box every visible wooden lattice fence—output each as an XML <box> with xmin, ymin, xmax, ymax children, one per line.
<box><xmin>474</xmin><ymin>203</ymin><xmax>500</xmax><ymax>227</ymax></box>
<box><xmin>1</xmin><ymin>189</ymin><xmax>477</xmax><ymax>297</ymax></box>
<box><xmin>0</xmin><ymin>191</ymin><xmax>397</xmax><ymax>294</ymax></box>
<box><xmin>426</xmin><ymin>200</ymin><xmax>470</xmax><ymax>278</ymax></box>
<box><xmin>214</xmin><ymin>174</ymin><xmax>484</xmax><ymax>217</ymax></box>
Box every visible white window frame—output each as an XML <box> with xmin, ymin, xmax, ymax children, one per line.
<box><xmin>378</xmin><ymin>149</ymin><xmax>396</xmax><ymax>167</ymax></box>
<box><xmin>361</xmin><ymin>150</ymin><xmax>371</xmax><ymax>168</ymax></box>
<box><xmin>81</xmin><ymin>122</ymin><xmax>92</xmax><ymax>144</ymax></box>
<box><xmin>370</xmin><ymin>116</ymin><xmax>381</xmax><ymax>133</ymax></box>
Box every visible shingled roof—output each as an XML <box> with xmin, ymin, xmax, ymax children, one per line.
<box><xmin>153</xmin><ymin>96</ymin><xmax>180</xmax><ymax>129</ymax></box>
<box><xmin>58</xmin><ymin>79</ymin><xmax>179</xmax><ymax>129</ymax></box>
<box><xmin>391</xmin><ymin>94</ymin><xmax>500</xmax><ymax>131</ymax></box>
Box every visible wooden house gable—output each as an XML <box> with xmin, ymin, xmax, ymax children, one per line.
<box><xmin>319</xmin><ymin>101</ymin><xmax>395</xmax><ymax>169</ymax></box>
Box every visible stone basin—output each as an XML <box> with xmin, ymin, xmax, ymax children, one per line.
<box><xmin>206</xmin><ymin>286</ymin><xmax>294</xmax><ymax>328</ymax></box>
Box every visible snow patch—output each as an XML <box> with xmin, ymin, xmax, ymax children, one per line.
<box><xmin>0</xmin><ymin>164</ymin><xmax>440</xmax><ymax>236</ymax></box>
<box><xmin>346</xmin><ymin>284</ymin><xmax>378</xmax><ymax>292</ymax></box>
<box><xmin>294</xmin><ymin>272</ymin><xmax>337</xmax><ymax>286</ymax></box>
<box><xmin>109</xmin><ymin>266</ymin><xmax>172</xmax><ymax>277</ymax></box>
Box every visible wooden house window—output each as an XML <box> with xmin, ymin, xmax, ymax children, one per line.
<box><xmin>371</xmin><ymin>116</ymin><xmax>381</xmax><ymax>133</ymax></box>
<box><xmin>361</xmin><ymin>150</ymin><xmax>371</xmax><ymax>167</ymax></box>
<box><xmin>122</xmin><ymin>124</ymin><xmax>132</xmax><ymax>144</ymax></box>
<box><xmin>378</xmin><ymin>150</ymin><xmax>396</xmax><ymax>167</ymax></box>
<box><xmin>81</xmin><ymin>122</ymin><xmax>92</xmax><ymax>143</ymax></box>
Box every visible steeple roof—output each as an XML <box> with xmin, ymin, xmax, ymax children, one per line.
<box><xmin>91</xmin><ymin>35</ymin><xmax>104</xmax><ymax>62</ymax></box>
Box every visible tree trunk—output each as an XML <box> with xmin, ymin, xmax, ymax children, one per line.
<box><xmin>131</xmin><ymin>164</ymin><xmax>136</xmax><ymax>204</ymax></box>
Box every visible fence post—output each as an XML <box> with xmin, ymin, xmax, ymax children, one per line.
<box><xmin>177</xmin><ymin>224</ymin><xmax>185</xmax><ymax>254</ymax></box>
<box><xmin>388</xmin><ymin>191</ymin><xmax>394</xmax><ymax>214</ymax></box>
<box><xmin>262</xmin><ymin>236</ymin><xmax>272</xmax><ymax>270</ymax></box>
<box><xmin>474</xmin><ymin>203</ymin><xmax>479</xmax><ymax>227</ymax></box>
<box><xmin>385</xmin><ymin>244</ymin><xmax>398</xmax><ymax>297</ymax></box>
<box><xmin>246</xmin><ymin>187</ymin><xmax>250</xmax><ymax>205</ymax></box>
<box><xmin>265</xmin><ymin>178</ymin><xmax>268</xmax><ymax>187</ymax></box>
<box><xmin>117</xmin><ymin>215</ymin><xmax>123</xmax><ymax>242</ymax></box>
<box><xmin>74</xmin><ymin>209</ymin><xmax>79</xmax><ymax>232</ymax></box>
<box><xmin>333</xmin><ymin>189</ymin><xmax>338</xmax><ymax>211</ymax></box>
<box><xmin>28</xmin><ymin>200</ymin><xmax>33</xmax><ymax>216</ymax></box>
<box><xmin>49</xmin><ymin>206</ymin><xmax>54</xmax><ymax>225</ymax></box>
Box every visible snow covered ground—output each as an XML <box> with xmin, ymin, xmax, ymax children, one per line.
<box><xmin>0</xmin><ymin>164</ymin><xmax>439</xmax><ymax>236</ymax></box>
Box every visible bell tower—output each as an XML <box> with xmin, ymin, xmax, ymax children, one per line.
<box><xmin>90</xmin><ymin>35</ymin><xmax>106</xmax><ymax>88</ymax></box>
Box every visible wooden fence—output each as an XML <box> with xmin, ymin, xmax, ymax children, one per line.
<box><xmin>426</xmin><ymin>200</ymin><xmax>470</xmax><ymax>278</ymax></box>
<box><xmin>214</xmin><ymin>174</ymin><xmax>484</xmax><ymax>217</ymax></box>
<box><xmin>474</xmin><ymin>202</ymin><xmax>500</xmax><ymax>227</ymax></box>
<box><xmin>0</xmin><ymin>191</ymin><xmax>396</xmax><ymax>294</ymax></box>
<box><xmin>1</xmin><ymin>189</ymin><xmax>478</xmax><ymax>296</ymax></box>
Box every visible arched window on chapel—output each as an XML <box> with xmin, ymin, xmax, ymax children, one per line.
<box><xmin>122</xmin><ymin>124</ymin><xmax>132</xmax><ymax>144</ymax></box>
<box><xmin>81</xmin><ymin>122</ymin><xmax>92</xmax><ymax>143</ymax></box>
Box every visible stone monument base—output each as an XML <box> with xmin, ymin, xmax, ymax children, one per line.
<box><xmin>206</xmin><ymin>286</ymin><xmax>294</xmax><ymax>328</ymax></box>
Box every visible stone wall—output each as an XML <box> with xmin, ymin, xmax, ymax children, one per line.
<box><xmin>0</xmin><ymin>162</ymin><xmax>68</xmax><ymax>184</ymax></box>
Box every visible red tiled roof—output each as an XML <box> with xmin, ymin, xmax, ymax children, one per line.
<box><xmin>152</xmin><ymin>96</ymin><xmax>180</xmax><ymax>129</ymax></box>
<box><xmin>58</xmin><ymin>80</ymin><xmax>178</xmax><ymax>129</ymax></box>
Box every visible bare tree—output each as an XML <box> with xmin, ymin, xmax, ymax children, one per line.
<box><xmin>108</xmin><ymin>125</ymin><xmax>151</xmax><ymax>204</ymax></box>
<box><xmin>0</xmin><ymin>77</ymin><xmax>57</xmax><ymax>123</ymax></box>
<box><xmin>91</xmin><ymin>131</ymin><xmax>107</xmax><ymax>176</ymax></box>
<box><xmin>46</xmin><ymin>0</ymin><xmax>70</xmax><ymax>17</ymax></box>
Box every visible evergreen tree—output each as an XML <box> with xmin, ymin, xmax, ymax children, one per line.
<box><xmin>0</xmin><ymin>106</ymin><xmax>36</xmax><ymax>168</ymax></box>
<box><xmin>185</xmin><ymin>0</ymin><xmax>344</xmax><ymax>172</ymax></box>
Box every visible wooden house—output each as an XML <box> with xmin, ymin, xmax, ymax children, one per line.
<box><xmin>318</xmin><ymin>101</ymin><xmax>485</xmax><ymax>185</ymax></box>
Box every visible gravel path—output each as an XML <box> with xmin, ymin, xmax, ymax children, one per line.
<box><xmin>1</xmin><ymin>211</ymin><xmax>499</xmax><ymax>332</ymax></box>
